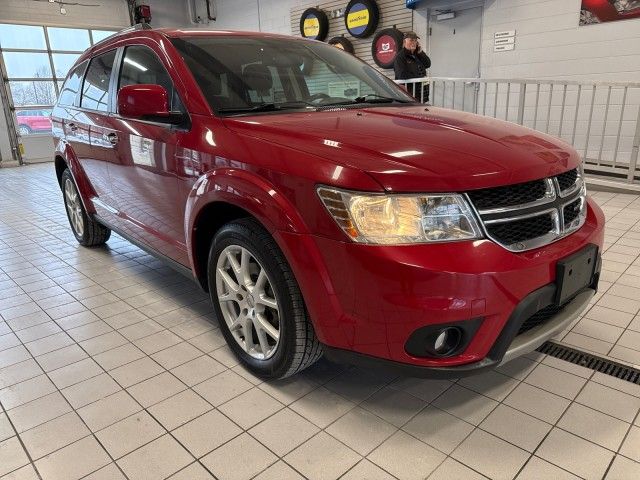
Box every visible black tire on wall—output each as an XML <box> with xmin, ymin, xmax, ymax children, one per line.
<box><xmin>328</xmin><ymin>36</ymin><xmax>355</xmax><ymax>54</ymax></box>
<box><xmin>371</xmin><ymin>28</ymin><xmax>404</xmax><ymax>69</ymax></box>
<box><xmin>300</xmin><ymin>8</ymin><xmax>329</xmax><ymax>41</ymax></box>
<box><xmin>344</xmin><ymin>0</ymin><xmax>380</xmax><ymax>39</ymax></box>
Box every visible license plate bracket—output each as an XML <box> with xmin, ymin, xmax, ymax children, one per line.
<box><xmin>555</xmin><ymin>244</ymin><xmax>598</xmax><ymax>305</ymax></box>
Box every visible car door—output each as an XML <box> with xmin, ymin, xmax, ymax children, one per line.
<box><xmin>107</xmin><ymin>44</ymin><xmax>189</xmax><ymax>265</ymax></box>
<box><xmin>75</xmin><ymin>49</ymin><xmax>120</xmax><ymax>220</ymax></box>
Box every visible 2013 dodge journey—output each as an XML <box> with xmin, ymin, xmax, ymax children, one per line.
<box><xmin>51</xmin><ymin>27</ymin><xmax>604</xmax><ymax>379</ymax></box>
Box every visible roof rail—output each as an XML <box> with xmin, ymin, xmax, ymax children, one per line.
<box><xmin>117</xmin><ymin>23</ymin><xmax>154</xmax><ymax>34</ymax></box>
<box><xmin>90</xmin><ymin>23</ymin><xmax>153</xmax><ymax>49</ymax></box>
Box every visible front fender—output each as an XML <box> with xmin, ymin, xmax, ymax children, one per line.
<box><xmin>184</xmin><ymin>167</ymin><xmax>310</xmax><ymax>274</ymax></box>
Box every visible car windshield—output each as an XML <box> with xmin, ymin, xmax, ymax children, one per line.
<box><xmin>171</xmin><ymin>35</ymin><xmax>416</xmax><ymax>115</ymax></box>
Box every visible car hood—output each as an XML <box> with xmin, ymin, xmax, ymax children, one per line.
<box><xmin>223</xmin><ymin>105</ymin><xmax>580</xmax><ymax>192</ymax></box>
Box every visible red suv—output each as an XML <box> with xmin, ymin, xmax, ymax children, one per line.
<box><xmin>17</xmin><ymin>109</ymin><xmax>52</xmax><ymax>135</ymax></box>
<box><xmin>51</xmin><ymin>27</ymin><xmax>604</xmax><ymax>379</ymax></box>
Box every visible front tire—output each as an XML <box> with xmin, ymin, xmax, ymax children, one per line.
<box><xmin>61</xmin><ymin>169</ymin><xmax>111</xmax><ymax>246</ymax></box>
<box><xmin>208</xmin><ymin>218</ymin><xmax>322</xmax><ymax>379</ymax></box>
<box><xmin>18</xmin><ymin>124</ymin><xmax>31</xmax><ymax>136</ymax></box>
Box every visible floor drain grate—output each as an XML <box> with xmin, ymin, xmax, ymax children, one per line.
<box><xmin>536</xmin><ymin>341</ymin><xmax>640</xmax><ymax>385</ymax></box>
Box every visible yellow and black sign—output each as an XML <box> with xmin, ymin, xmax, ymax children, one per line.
<box><xmin>344</xmin><ymin>0</ymin><xmax>379</xmax><ymax>38</ymax></box>
<box><xmin>299</xmin><ymin>8</ymin><xmax>329</xmax><ymax>41</ymax></box>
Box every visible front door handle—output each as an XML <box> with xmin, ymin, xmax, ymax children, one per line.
<box><xmin>106</xmin><ymin>132</ymin><xmax>119</xmax><ymax>145</ymax></box>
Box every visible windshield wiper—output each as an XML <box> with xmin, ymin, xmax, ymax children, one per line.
<box><xmin>218</xmin><ymin>101</ymin><xmax>315</xmax><ymax>114</ymax></box>
<box><xmin>320</xmin><ymin>95</ymin><xmax>415</xmax><ymax>107</ymax></box>
<box><xmin>356</xmin><ymin>94</ymin><xmax>414</xmax><ymax>103</ymax></box>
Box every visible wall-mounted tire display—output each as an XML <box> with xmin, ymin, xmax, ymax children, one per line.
<box><xmin>344</xmin><ymin>0</ymin><xmax>379</xmax><ymax>38</ymax></box>
<box><xmin>328</xmin><ymin>36</ymin><xmax>355</xmax><ymax>54</ymax></box>
<box><xmin>299</xmin><ymin>8</ymin><xmax>329</xmax><ymax>41</ymax></box>
<box><xmin>371</xmin><ymin>28</ymin><xmax>404</xmax><ymax>69</ymax></box>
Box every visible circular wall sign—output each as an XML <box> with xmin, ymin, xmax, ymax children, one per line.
<box><xmin>344</xmin><ymin>0</ymin><xmax>379</xmax><ymax>38</ymax></box>
<box><xmin>328</xmin><ymin>36</ymin><xmax>355</xmax><ymax>54</ymax></box>
<box><xmin>299</xmin><ymin>8</ymin><xmax>329</xmax><ymax>41</ymax></box>
<box><xmin>371</xmin><ymin>28</ymin><xmax>404</xmax><ymax>69</ymax></box>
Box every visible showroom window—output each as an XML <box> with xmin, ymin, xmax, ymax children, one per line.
<box><xmin>0</xmin><ymin>24</ymin><xmax>118</xmax><ymax>136</ymax></box>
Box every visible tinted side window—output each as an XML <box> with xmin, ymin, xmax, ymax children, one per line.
<box><xmin>58</xmin><ymin>61</ymin><xmax>87</xmax><ymax>107</ymax></box>
<box><xmin>119</xmin><ymin>45</ymin><xmax>183</xmax><ymax>111</ymax></box>
<box><xmin>81</xmin><ymin>50</ymin><xmax>116</xmax><ymax>112</ymax></box>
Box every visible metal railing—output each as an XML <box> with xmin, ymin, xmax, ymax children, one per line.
<box><xmin>396</xmin><ymin>77</ymin><xmax>640</xmax><ymax>185</ymax></box>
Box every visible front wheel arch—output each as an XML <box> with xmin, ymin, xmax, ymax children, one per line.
<box><xmin>55</xmin><ymin>155</ymin><xmax>67</xmax><ymax>187</ymax></box>
<box><xmin>191</xmin><ymin>201</ymin><xmax>256</xmax><ymax>291</ymax></box>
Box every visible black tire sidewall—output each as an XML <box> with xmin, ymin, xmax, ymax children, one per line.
<box><xmin>61</xmin><ymin>169</ymin><xmax>91</xmax><ymax>245</ymax></box>
<box><xmin>208</xmin><ymin>222</ymin><xmax>298</xmax><ymax>378</ymax></box>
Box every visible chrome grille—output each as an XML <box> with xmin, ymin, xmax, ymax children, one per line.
<box><xmin>468</xmin><ymin>168</ymin><xmax>586</xmax><ymax>252</ymax></box>
<box><xmin>556</xmin><ymin>169</ymin><xmax>578</xmax><ymax>193</ymax></box>
<box><xmin>486</xmin><ymin>213</ymin><xmax>555</xmax><ymax>246</ymax></box>
<box><xmin>467</xmin><ymin>179</ymin><xmax>548</xmax><ymax>211</ymax></box>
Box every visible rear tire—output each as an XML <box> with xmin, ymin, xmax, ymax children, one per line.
<box><xmin>61</xmin><ymin>169</ymin><xmax>111</xmax><ymax>247</ymax></box>
<box><xmin>208</xmin><ymin>218</ymin><xmax>322</xmax><ymax>379</ymax></box>
<box><xmin>18</xmin><ymin>124</ymin><xmax>31</xmax><ymax>136</ymax></box>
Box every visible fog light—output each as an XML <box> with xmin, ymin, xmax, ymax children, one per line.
<box><xmin>427</xmin><ymin>327</ymin><xmax>462</xmax><ymax>356</ymax></box>
<box><xmin>434</xmin><ymin>330</ymin><xmax>448</xmax><ymax>352</ymax></box>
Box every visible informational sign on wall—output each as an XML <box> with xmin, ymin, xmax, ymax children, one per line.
<box><xmin>580</xmin><ymin>0</ymin><xmax>640</xmax><ymax>26</ymax></box>
<box><xmin>494</xmin><ymin>30</ymin><xmax>516</xmax><ymax>52</ymax></box>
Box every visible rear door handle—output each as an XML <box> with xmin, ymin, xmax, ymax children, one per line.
<box><xmin>106</xmin><ymin>132</ymin><xmax>119</xmax><ymax>145</ymax></box>
<box><xmin>67</xmin><ymin>122</ymin><xmax>78</xmax><ymax>132</ymax></box>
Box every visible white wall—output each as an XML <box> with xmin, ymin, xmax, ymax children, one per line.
<box><xmin>0</xmin><ymin>0</ymin><xmax>130</xmax><ymax>29</ymax></box>
<box><xmin>0</xmin><ymin>0</ymin><xmax>130</xmax><ymax>164</ymax></box>
<box><xmin>210</xmin><ymin>0</ymin><xmax>295</xmax><ymax>34</ymax></box>
<box><xmin>481</xmin><ymin>0</ymin><xmax>640</xmax><ymax>82</ymax></box>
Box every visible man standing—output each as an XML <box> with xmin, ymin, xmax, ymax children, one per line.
<box><xmin>394</xmin><ymin>31</ymin><xmax>431</xmax><ymax>102</ymax></box>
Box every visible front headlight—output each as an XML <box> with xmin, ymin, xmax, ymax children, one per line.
<box><xmin>317</xmin><ymin>187</ymin><xmax>483</xmax><ymax>244</ymax></box>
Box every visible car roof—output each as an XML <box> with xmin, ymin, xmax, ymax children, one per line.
<box><xmin>79</xmin><ymin>25</ymin><xmax>308</xmax><ymax>64</ymax></box>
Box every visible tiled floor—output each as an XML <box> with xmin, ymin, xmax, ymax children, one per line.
<box><xmin>0</xmin><ymin>163</ymin><xmax>639</xmax><ymax>480</ymax></box>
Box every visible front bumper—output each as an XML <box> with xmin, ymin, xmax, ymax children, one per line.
<box><xmin>275</xmin><ymin>198</ymin><xmax>605</xmax><ymax>373</ymax></box>
<box><xmin>322</xmin><ymin>286</ymin><xmax>595</xmax><ymax>378</ymax></box>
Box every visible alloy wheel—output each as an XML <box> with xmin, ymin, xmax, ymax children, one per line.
<box><xmin>64</xmin><ymin>178</ymin><xmax>84</xmax><ymax>237</ymax></box>
<box><xmin>215</xmin><ymin>245</ymin><xmax>281</xmax><ymax>360</ymax></box>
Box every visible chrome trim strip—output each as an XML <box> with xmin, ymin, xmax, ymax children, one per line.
<box><xmin>485</xmin><ymin>209</ymin><xmax>560</xmax><ymax>252</ymax></box>
<box><xmin>556</xmin><ymin>171</ymin><xmax>583</xmax><ymax>198</ymax></box>
<box><xmin>468</xmin><ymin>170</ymin><xmax>586</xmax><ymax>253</ymax></box>
<box><xmin>477</xmin><ymin>178</ymin><xmax>556</xmax><ymax>215</ymax></box>
<box><xmin>483</xmin><ymin>207</ymin><xmax>558</xmax><ymax>225</ymax></box>
<box><xmin>500</xmin><ymin>289</ymin><xmax>594</xmax><ymax>365</ymax></box>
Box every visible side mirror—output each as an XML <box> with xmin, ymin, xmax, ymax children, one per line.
<box><xmin>117</xmin><ymin>84</ymin><xmax>170</xmax><ymax>119</ymax></box>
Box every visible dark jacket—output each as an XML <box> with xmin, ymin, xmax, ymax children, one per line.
<box><xmin>393</xmin><ymin>48</ymin><xmax>431</xmax><ymax>80</ymax></box>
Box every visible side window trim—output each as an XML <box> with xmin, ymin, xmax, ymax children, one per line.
<box><xmin>116</xmin><ymin>43</ymin><xmax>185</xmax><ymax>114</ymax></box>
<box><xmin>109</xmin><ymin>47</ymin><xmax>125</xmax><ymax>114</ymax></box>
<box><xmin>112</xmin><ymin>43</ymin><xmax>190</xmax><ymax>130</ymax></box>
<box><xmin>71</xmin><ymin>61</ymin><xmax>88</xmax><ymax>108</ymax></box>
